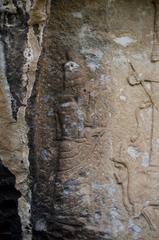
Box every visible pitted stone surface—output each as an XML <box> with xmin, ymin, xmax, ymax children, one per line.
<box><xmin>2</xmin><ymin>0</ymin><xmax>159</xmax><ymax>240</ymax></box>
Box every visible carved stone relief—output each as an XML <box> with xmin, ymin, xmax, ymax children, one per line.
<box><xmin>55</xmin><ymin>56</ymin><xmax>107</xmax><ymax>181</ymax></box>
<box><xmin>113</xmin><ymin>53</ymin><xmax>159</xmax><ymax>235</ymax></box>
<box><xmin>26</xmin><ymin>0</ymin><xmax>159</xmax><ymax>239</ymax></box>
<box><xmin>112</xmin><ymin>145</ymin><xmax>159</xmax><ymax>231</ymax></box>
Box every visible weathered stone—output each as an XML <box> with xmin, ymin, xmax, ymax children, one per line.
<box><xmin>2</xmin><ymin>0</ymin><xmax>159</xmax><ymax>240</ymax></box>
<box><xmin>0</xmin><ymin>0</ymin><xmax>50</xmax><ymax>239</ymax></box>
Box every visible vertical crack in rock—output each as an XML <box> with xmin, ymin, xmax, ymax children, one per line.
<box><xmin>151</xmin><ymin>0</ymin><xmax>159</xmax><ymax>62</ymax></box>
<box><xmin>149</xmin><ymin>88</ymin><xmax>154</xmax><ymax>164</ymax></box>
<box><xmin>21</xmin><ymin>0</ymin><xmax>50</xmax><ymax>239</ymax></box>
<box><xmin>25</xmin><ymin>0</ymin><xmax>51</xmax><ymax>239</ymax></box>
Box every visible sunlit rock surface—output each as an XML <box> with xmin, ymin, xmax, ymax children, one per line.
<box><xmin>1</xmin><ymin>0</ymin><xmax>159</xmax><ymax>239</ymax></box>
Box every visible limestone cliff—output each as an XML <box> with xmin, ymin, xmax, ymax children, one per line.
<box><xmin>1</xmin><ymin>1</ymin><xmax>159</xmax><ymax>240</ymax></box>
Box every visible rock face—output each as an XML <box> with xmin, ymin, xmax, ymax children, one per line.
<box><xmin>1</xmin><ymin>0</ymin><xmax>159</xmax><ymax>239</ymax></box>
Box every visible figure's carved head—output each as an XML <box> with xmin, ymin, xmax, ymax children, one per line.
<box><xmin>64</xmin><ymin>61</ymin><xmax>80</xmax><ymax>73</ymax></box>
<box><xmin>64</xmin><ymin>61</ymin><xmax>82</xmax><ymax>87</ymax></box>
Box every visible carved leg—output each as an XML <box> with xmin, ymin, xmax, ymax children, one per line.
<box><xmin>122</xmin><ymin>181</ymin><xmax>133</xmax><ymax>215</ymax></box>
<box><xmin>114</xmin><ymin>162</ymin><xmax>133</xmax><ymax>215</ymax></box>
<box><xmin>142</xmin><ymin>207</ymin><xmax>157</xmax><ymax>231</ymax></box>
<box><xmin>131</xmin><ymin>101</ymin><xmax>152</xmax><ymax>143</ymax></box>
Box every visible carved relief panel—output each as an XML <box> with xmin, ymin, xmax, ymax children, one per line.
<box><xmin>35</xmin><ymin>0</ymin><xmax>159</xmax><ymax>239</ymax></box>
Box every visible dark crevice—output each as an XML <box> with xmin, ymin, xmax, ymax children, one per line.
<box><xmin>25</xmin><ymin>41</ymin><xmax>48</xmax><ymax>238</ymax></box>
<box><xmin>0</xmin><ymin>160</ymin><xmax>22</xmax><ymax>240</ymax></box>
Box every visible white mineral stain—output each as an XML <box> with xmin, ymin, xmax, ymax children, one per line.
<box><xmin>119</xmin><ymin>95</ymin><xmax>127</xmax><ymax>101</ymax></box>
<box><xmin>79</xmin><ymin>24</ymin><xmax>93</xmax><ymax>45</ymax></box>
<box><xmin>35</xmin><ymin>219</ymin><xmax>47</xmax><ymax>232</ymax></box>
<box><xmin>113</xmin><ymin>52</ymin><xmax>127</xmax><ymax>64</ymax></box>
<box><xmin>127</xmin><ymin>146</ymin><xmax>140</xmax><ymax>159</ymax></box>
<box><xmin>79</xmin><ymin>25</ymin><xmax>103</xmax><ymax>72</ymax></box>
<box><xmin>146</xmin><ymin>82</ymin><xmax>151</xmax><ymax>90</ymax></box>
<box><xmin>113</xmin><ymin>36</ymin><xmax>137</xmax><ymax>47</ymax></box>
<box><xmin>106</xmin><ymin>184</ymin><xmax>116</xmax><ymax>198</ymax></box>
<box><xmin>90</xmin><ymin>91</ymin><xmax>97</xmax><ymax>97</ymax></box>
<box><xmin>23</xmin><ymin>47</ymin><xmax>33</xmax><ymax>61</ymax></box>
<box><xmin>120</xmin><ymin>88</ymin><xmax>123</xmax><ymax>93</ymax></box>
<box><xmin>140</xmin><ymin>108</ymin><xmax>152</xmax><ymax>129</ymax></box>
<box><xmin>128</xmin><ymin>219</ymin><xmax>142</xmax><ymax>234</ymax></box>
<box><xmin>100</xmin><ymin>74</ymin><xmax>111</xmax><ymax>85</ymax></box>
<box><xmin>47</xmin><ymin>108</ymin><xmax>54</xmax><ymax>117</ymax></box>
<box><xmin>87</xmin><ymin>62</ymin><xmax>99</xmax><ymax>71</ymax></box>
<box><xmin>76</xmin><ymin>109</ymin><xmax>85</xmax><ymax>136</ymax></box>
<box><xmin>138</xmin><ymin>72</ymin><xmax>143</xmax><ymax>78</ymax></box>
<box><xmin>110</xmin><ymin>208</ymin><xmax>125</xmax><ymax>233</ymax></box>
<box><xmin>142</xmin><ymin>152</ymin><xmax>149</xmax><ymax>167</ymax></box>
<box><xmin>72</xmin><ymin>12</ymin><xmax>82</xmax><ymax>18</ymax></box>
<box><xmin>60</xmin><ymin>102</ymin><xmax>72</xmax><ymax>107</ymax></box>
<box><xmin>139</xmin><ymin>112</ymin><xmax>145</xmax><ymax>123</ymax></box>
<box><xmin>92</xmin><ymin>183</ymin><xmax>116</xmax><ymax>194</ymax></box>
<box><xmin>156</xmin><ymin>138</ymin><xmax>159</xmax><ymax>144</ymax></box>
<box><xmin>43</xmin><ymin>95</ymin><xmax>50</xmax><ymax>103</ymax></box>
<box><xmin>143</xmin><ymin>201</ymin><xmax>150</xmax><ymax>207</ymax></box>
<box><xmin>94</xmin><ymin>212</ymin><xmax>101</xmax><ymax>222</ymax></box>
<box><xmin>81</xmin><ymin>48</ymin><xmax>103</xmax><ymax>72</ymax></box>
<box><xmin>109</xmin><ymin>138</ymin><xmax>113</xmax><ymax>158</ymax></box>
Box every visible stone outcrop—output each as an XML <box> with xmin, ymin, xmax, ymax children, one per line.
<box><xmin>0</xmin><ymin>0</ymin><xmax>50</xmax><ymax>239</ymax></box>
<box><xmin>1</xmin><ymin>0</ymin><xmax>159</xmax><ymax>240</ymax></box>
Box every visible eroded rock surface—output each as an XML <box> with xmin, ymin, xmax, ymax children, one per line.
<box><xmin>1</xmin><ymin>0</ymin><xmax>159</xmax><ymax>240</ymax></box>
<box><xmin>0</xmin><ymin>0</ymin><xmax>49</xmax><ymax>239</ymax></box>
